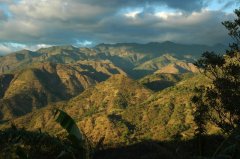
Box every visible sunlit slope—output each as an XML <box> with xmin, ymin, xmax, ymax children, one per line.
<box><xmin>0</xmin><ymin>61</ymin><xmax>125</xmax><ymax>120</ymax></box>
<box><xmin>0</xmin><ymin>74</ymin><xmax>215</xmax><ymax>147</ymax></box>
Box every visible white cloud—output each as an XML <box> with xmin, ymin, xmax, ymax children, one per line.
<box><xmin>0</xmin><ymin>43</ymin><xmax>26</xmax><ymax>54</ymax></box>
<box><xmin>9</xmin><ymin>0</ymin><xmax>112</xmax><ymax>21</ymax></box>
<box><xmin>27</xmin><ymin>44</ymin><xmax>52</xmax><ymax>51</ymax></box>
<box><xmin>0</xmin><ymin>42</ymin><xmax>52</xmax><ymax>54</ymax></box>
<box><xmin>125</xmin><ymin>11</ymin><xmax>141</xmax><ymax>18</ymax></box>
<box><xmin>0</xmin><ymin>44</ymin><xmax>13</xmax><ymax>54</ymax></box>
<box><xmin>74</xmin><ymin>40</ymin><xmax>93</xmax><ymax>47</ymax></box>
<box><xmin>155</xmin><ymin>11</ymin><xmax>183</xmax><ymax>20</ymax></box>
<box><xmin>0</xmin><ymin>0</ymin><xmax>236</xmax><ymax>52</ymax></box>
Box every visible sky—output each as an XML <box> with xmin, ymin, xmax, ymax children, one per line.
<box><xmin>0</xmin><ymin>0</ymin><xmax>239</xmax><ymax>54</ymax></box>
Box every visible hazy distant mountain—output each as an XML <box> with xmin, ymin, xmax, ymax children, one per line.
<box><xmin>95</xmin><ymin>41</ymin><xmax>226</xmax><ymax>59</ymax></box>
<box><xmin>0</xmin><ymin>42</ymin><xmax>226</xmax><ymax>79</ymax></box>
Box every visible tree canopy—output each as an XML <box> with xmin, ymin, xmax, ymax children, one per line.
<box><xmin>193</xmin><ymin>8</ymin><xmax>240</xmax><ymax>134</ymax></box>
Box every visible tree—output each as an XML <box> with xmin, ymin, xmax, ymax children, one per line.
<box><xmin>192</xmin><ymin>8</ymin><xmax>240</xmax><ymax>134</ymax></box>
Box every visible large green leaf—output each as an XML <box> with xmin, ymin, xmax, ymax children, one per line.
<box><xmin>53</xmin><ymin>109</ymin><xmax>83</xmax><ymax>141</ymax></box>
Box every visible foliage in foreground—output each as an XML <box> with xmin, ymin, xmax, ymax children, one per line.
<box><xmin>193</xmin><ymin>8</ymin><xmax>240</xmax><ymax>134</ymax></box>
<box><xmin>0</xmin><ymin>108</ymin><xmax>104</xmax><ymax>159</ymax></box>
<box><xmin>0</xmin><ymin>108</ymin><xmax>240</xmax><ymax>159</ymax></box>
<box><xmin>192</xmin><ymin>8</ymin><xmax>240</xmax><ymax>159</ymax></box>
<box><xmin>0</xmin><ymin>126</ymin><xmax>66</xmax><ymax>159</ymax></box>
<box><xmin>53</xmin><ymin>109</ymin><xmax>104</xmax><ymax>159</ymax></box>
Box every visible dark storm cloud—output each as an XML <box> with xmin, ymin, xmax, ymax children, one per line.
<box><xmin>92</xmin><ymin>9</ymin><xmax>233</xmax><ymax>44</ymax></box>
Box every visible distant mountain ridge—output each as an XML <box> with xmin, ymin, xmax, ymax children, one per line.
<box><xmin>95</xmin><ymin>41</ymin><xmax>226</xmax><ymax>57</ymax></box>
<box><xmin>0</xmin><ymin>41</ymin><xmax>226</xmax><ymax>78</ymax></box>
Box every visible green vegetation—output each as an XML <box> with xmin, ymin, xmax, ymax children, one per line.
<box><xmin>193</xmin><ymin>8</ymin><xmax>240</xmax><ymax>133</ymax></box>
<box><xmin>192</xmin><ymin>8</ymin><xmax>240</xmax><ymax>158</ymax></box>
<box><xmin>139</xmin><ymin>73</ymin><xmax>194</xmax><ymax>91</ymax></box>
<box><xmin>0</xmin><ymin>126</ymin><xmax>66</xmax><ymax>159</ymax></box>
<box><xmin>0</xmin><ymin>109</ymin><xmax>104</xmax><ymax>159</ymax></box>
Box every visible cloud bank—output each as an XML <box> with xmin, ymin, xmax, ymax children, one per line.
<box><xmin>0</xmin><ymin>0</ymin><xmax>238</xmax><ymax>54</ymax></box>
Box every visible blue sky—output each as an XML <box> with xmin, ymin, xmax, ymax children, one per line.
<box><xmin>0</xmin><ymin>0</ymin><xmax>239</xmax><ymax>54</ymax></box>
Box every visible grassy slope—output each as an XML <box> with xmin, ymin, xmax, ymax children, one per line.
<box><xmin>139</xmin><ymin>73</ymin><xmax>194</xmax><ymax>91</ymax></box>
<box><xmin>0</xmin><ymin>61</ymin><xmax>126</xmax><ymax>121</ymax></box>
<box><xmin>0</xmin><ymin>73</ymin><xmax>218</xmax><ymax>148</ymax></box>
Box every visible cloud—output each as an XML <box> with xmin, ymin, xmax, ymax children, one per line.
<box><xmin>79</xmin><ymin>0</ymin><xmax>207</xmax><ymax>12</ymax></box>
<box><xmin>0</xmin><ymin>0</ymin><xmax>15</xmax><ymax>4</ymax></box>
<box><xmin>0</xmin><ymin>42</ymin><xmax>52</xmax><ymax>55</ymax></box>
<box><xmin>0</xmin><ymin>44</ymin><xmax>13</xmax><ymax>55</ymax></box>
<box><xmin>91</xmin><ymin>9</ymin><xmax>233</xmax><ymax>44</ymax></box>
<box><xmin>0</xmin><ymin>43</ymin><xmax>27</xmax><ymax>55</ymax></box>
<box><xmin>0</xmin><ymin>0</ymin><xmax>237</xmax><ymax>54</ymax></box>
<box><xmin>74</xmin><ymin>40</ymin><xmax>93</xmax><ymax>47</ymax></box>
<box><xmin>0</xmin><ymin>9</ymin><xmax>7</xmax><ymax>21</ymax></box>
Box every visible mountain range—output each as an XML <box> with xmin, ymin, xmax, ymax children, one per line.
<box><xmin>0</xmin><ymin>41</ymin><xmax>223</xmax><ymax>147</ymax></box>
<box><xmin>0</xmin><ymin>41</ymin><xmax>226</xmax><ymax>77</ymax></box>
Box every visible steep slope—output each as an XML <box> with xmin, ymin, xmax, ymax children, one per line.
<box><xmin>139</xmin><ymin>73</ymin><xmax>194</xmax><ymax>91</ymax></box>
<box><xmin>0</xmin><ymin>74</ymin><xmax>216</xmax><ymax>147</ymax></box>
<box><xmin>0</xmin><ymin>74</ymin><xmax>14</xmax><ymax>98</ymax></box>
<box><xmin>134</xmin><ymin>54</ymin><xmax>198</xmax><ymax>73</ymax></box>
<box><xmin>95</xmin><ymin>41</ymin><xmax>226</xmax><ymax>62</ymax></box>
<box><xmin>0</xmin><ymin>61</ymin><xmax>126</xmax><ymax>121</ymax></box>
<box><xmin>94</xmin><ymin>42</ymin><xmax>225</xmax><ymax>78</ymax></box>
<box><xmin>134</xmin><ymin>54</ymin><xmax>181</xmax><ymax>71</ymax></box>
<box><xmin>0</xmin><ymin>46</ymin><xmax>97</xmax><ymax>74</ymax></box>
<box><xmin>0</xmin><ymin>50</ymin><xmax>42</xmax><ymax>74</ymax></box>
<box><xmin>154</xmin><ymin>62</ymin><xmax>198</xmax><ymax>74</ymax></box>
<box><xmin>140</xmin><ymin>74</ymin><xmax>212</xmax><ymax>140</ymax></box>
<box><xmin>1</xmin><ymin>75</ymin><xmax>152</xmax><ymax>145</ymax></box>
<box><xmin>0</xmin><ymin>42</ymin><xmax>226</xmax><ymax>79</ymax></box>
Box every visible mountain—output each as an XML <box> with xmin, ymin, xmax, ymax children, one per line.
<box><xmin>133</xmin><ymin>54</ymin><xmax>198</xmax><ymax>76</ymax></box>
<box><xmin>154</xmin><ymin>62</ymin><xmax>198</xmax><ymax>74</ymax></box>
<box><xmin>0</xmin><ymin>74</ymin><xmax>217</xmax><ymax>147</ymax></box>
<box><xmin>139</xmin><ymin>73</ymin><xmax>194</xmax><ymax>91</ymax></box>
<box><xmin>0</xmin><ymin>42</ymin><xmax>222</xmax><ymax>149</ymax></box>
<box><xmin>134</xmin><ymin>54</ymin><xmax>181</xmax><ymax>71</ymax></box>
<box><xmin>0</xmin><ymin>61</ymin><xmax>125</xmax><ymax>121</ymax></box>
<box><xmin>94</xmin><ymin>42</ymin><xmax>225</xmax><ymax>78</ymax></box>
<box><xmin>0</xmin><ymin>74</ymin><xmax>14</xmax><ymax>98</ymax></box>
<box><xmin>140</xmin><ymin>74</ymin><xmax>214</xmax><ymax>140</ymax></box>
<box><xmin>0</xmin><ymin>46</ymin><xmax>94</xmax><ymax>74</ymax></box>
<box><xmin>0</xmin><ymin>42</ymin><xmax>230</xmax><ymax>159</ymax></box>
<box><xmin>0</xmin><ymin>41</ymin><xmax>224</xmax><ymax>122</ymax></box>
<box><xmin>0</xmin><ymin>75</ymin><xmax>152</xmax><ymax>145</ymax></box>
<box><xmin>95</xmin><ymin>41</ymin><xmax>226</xmax><ymax>58</ymax></box>
<box><xmin>0</xmin><ymin>42</ymin><xmax>226</xmax><ymax>79</ymax></box>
